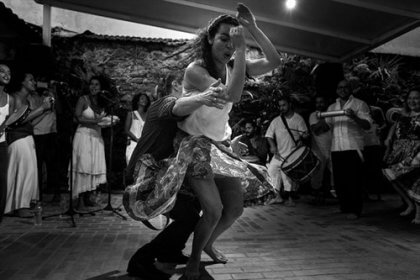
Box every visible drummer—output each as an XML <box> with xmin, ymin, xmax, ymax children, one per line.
<box><xmin>265</xmin><ymin>92</ymin><xmax>309</xmax><ymax>206</ymax></box>
<box><xmin>4</xmin><ymin>71</ymin><xmax>53</xmax><ymax>217</ymax></box>
<box><xmin>0</xmin><ymin>64</ymin><xmax>14</xmax><ymax>222</ymax></box>
<box><xmin>231</xmin><ymin>119</ymin><xmax>268</xmax><ymax>165</ymax></box>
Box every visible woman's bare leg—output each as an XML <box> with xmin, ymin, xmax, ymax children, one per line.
<box><xmin>204</xmin><ymin>177</ymin><xmax>244</xmax><ymax>263</ymax></box>
<box><xmin>185</xmin><ymin>177</ymin><xmax>223</xmax><ymax>280</ymax></box>
<box><xmin>390</xmin><ymin>182</ymin><xmax>414</xmax><ymax>216</ymax></box>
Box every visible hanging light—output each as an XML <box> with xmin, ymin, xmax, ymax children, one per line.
<box><xmin>285</xmin><ymin>0</ymin><xmax>297</xmax><ymax>10</ymax></box>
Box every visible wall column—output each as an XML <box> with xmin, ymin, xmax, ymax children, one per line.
<box><xmin>42</xmin><ymin>4</ymin><xmax>51</xmax><ymax>46</ymax></box>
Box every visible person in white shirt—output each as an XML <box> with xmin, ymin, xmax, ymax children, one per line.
<box><xmin>316</xmin><ymin>79</ymin><xmax>372</xmax><ymax>219</ymax></box>
<box><xmin>309</xmin><ymin>95</ymin><xmax>333</xmax><ymax>203</ymax></box>
<box><xmin>266</xmin><ymin>93</ymin><xmax>309</xmax><ymax>206</ymax></box>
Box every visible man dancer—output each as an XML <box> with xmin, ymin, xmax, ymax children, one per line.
<box><xmin>125</xmin><ymin>77</ymin><xmax>225</xmax><ymax>280</ymax></box>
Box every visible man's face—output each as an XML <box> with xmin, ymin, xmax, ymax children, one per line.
<box><xmin>244</xmin><ymin>123</ymin><xmax>255</xmax><ymax>137</ymax></box>
<box><xmin>0</xmin><ymin>64</ymin><xmax>11</xmax><ymax>86</ymax></box>
<box><xmin>278</xmin><ymin>100</ymin><xmax>290</xmax><ymax>115</ymax></box>
<box><xmin>315</xmin><ymin>97</ymin><xmax>327</xmax><ymax>111</ymax></box>
<box><xmin>336</xmin><ymin>81</ymin><xmax>351</xmax><ymax>100</ymax></box>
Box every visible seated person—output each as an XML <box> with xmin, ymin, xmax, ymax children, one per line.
<box><xmin>231</xmin><ymin>119</ymin><xmax>268</xmax><ymax>165</ymax></box>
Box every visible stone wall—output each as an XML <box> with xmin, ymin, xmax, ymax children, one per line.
<box><xmin>51</xmin><ymin>32</ymin><xmax>191</xmax><ymax>101</ymax></box>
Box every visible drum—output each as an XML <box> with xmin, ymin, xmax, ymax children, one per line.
<box><xmin>5</xmin><ymin>105</ymin><xmax>30</xmax><ymax>129</ymax></box>
<box><xmin>385</xmin><ymin>107</ymin><xmax>402</xmax><ymax>124</ymax></box>
<box><xmin>281</xmin><ymin>146</ymin><xmax>320</xmax><ymax>183</ymax></box>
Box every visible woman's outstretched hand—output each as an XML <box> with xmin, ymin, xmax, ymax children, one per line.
<box><xmin>236</xmin><ymin>3</ymin><xmax>256</xmax><ymax>28</ymax></box>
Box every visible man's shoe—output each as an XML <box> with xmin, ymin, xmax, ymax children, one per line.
<box><xmin>127</xmin><ymin>262</ymin><xmax>171</xmax><ymax>280</ymax></box>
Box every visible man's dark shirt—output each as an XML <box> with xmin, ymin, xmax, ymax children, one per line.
<box><xmin>125</xmin><ymin>96</ymin><xmax>186</xmax><ymax>184</ymax></box>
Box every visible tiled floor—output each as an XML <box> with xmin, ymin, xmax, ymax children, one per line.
<box><xmin>0</xmin><ymin>193</ymin><xmax>419</xmax><ymax>280</ymax></box>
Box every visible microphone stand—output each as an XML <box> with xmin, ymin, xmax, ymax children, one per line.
<box><xmin>42</xmin><ymin>84</ymin><xmax>95</xmax><ymax>227</ymax></box>
<box><xmin>90</xmin><ymin>92</ymin><xmax>126</xmax><ymax>220</ymax></box>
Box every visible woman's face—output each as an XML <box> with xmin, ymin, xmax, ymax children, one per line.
<box><xmin>0</xmin><ymin>65</ymin><xmax>11</xmax><ymax>86</ymax></box>
<box><xmin>89</xmin><ymin>79</ymin><xmax>101</xmax><ymax>96</ymax></box>
<box><xmin>210</xmin><ymin>23</ymin><xmax>236</xmax><ymax>64</ymax></box>
<box><xmin>407</xmin><ymin>90</ymin><xmax>420</xmax><ymax>112</ymax></box>
<box><xmin>22</xmin><ymin>74</ymin><xmax>36</xmax><ymax>92</ymax></box>
<box><xmin>138</xmin><ymin>94</ymin><xmax>149</xmax><ymax>107</ymax></box>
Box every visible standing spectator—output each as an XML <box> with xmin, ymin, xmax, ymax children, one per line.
<box><xmin>124</xmin><ymin>93</ymin><xmax>150</xmax><ymax>164</ymax></box>
<box><xmin>363</xmin><ymin>93</ymin><xmax>387</xmax><ymax>201</ymax></box>
<box><xmin>231</xmin><ymin>119</ymin><xmax>268</xmax><ymax>165</ymax></box>
<box><xmin>309</xmin><ymin>95</ymin><xmax>333</xmax><ymax>203</ymax></box>
<box><xmin>5</xmin><ymin>71</ymin><xmax>53</xmax><ymax>217</ymax></box>
<box><xmin>0</xmin><ymin>64</ymin><xmax>13</xmax><ymax>222</ymax></box>
<box><xmin>28</xmin><ymin>86</ymin><xmax>59</xmax><ymax>202</ymax></box>
<box><xmin>70</xmin><ymin>76</ymin><xmax>108</xmax><ymax>209</ymax></box>
<box><xmin>317</xmin><ymin>79</ymin><xmax>372</xmax><ymax>219</ymax></box>
<box><xmin>383</xmin><ymin>88</ymin><xmax>420</xmax><ymax>224</ymax></box>
<box><xmin>266</xmin><ymin>93</ymin><xmax>309</xmax><ymax>206</ymax></box>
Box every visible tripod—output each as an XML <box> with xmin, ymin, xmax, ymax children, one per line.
<box><xmin>91</xmin><ymin>100</ymin><xmax>126</xmax><ymax>220</ymax></box>
<box><xmin>43</xmin><ymin>86</ymin><xmax>96</xmax><ymax>227</ymax></box>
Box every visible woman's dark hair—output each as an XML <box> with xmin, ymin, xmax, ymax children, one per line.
<box><xmin>7</xmin><ymin>70</ymin><xmax>31</xmax><ymax>93</ymax></box>
<box><xmin>132</xmin><ymin>93</ymin><xmax>151</xmax><ymax>112</ymax></box>
<box><xmin>190</xmin><ymin>15</ymin><xmax>239</xmax><ymax>79</ymax></box>
<box><xmin>89</xmin><ymin>75</ymin><xmax>112</xmax><ymax>109</ymax></box>
<box><xmin>404</xmin><ymin>87</ymin><xmax>420</xmax><ymax>113</ymax></box>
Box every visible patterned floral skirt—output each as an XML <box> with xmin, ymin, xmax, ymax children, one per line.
<box><xmin>124</xmin><ymin>132</ymin><xmax>276</xmax><ymax>222</ymax></box>
<box><xmin>383</xmin><ymin>139</ymin><xmax>420</xmax><ymax>203</ymax></box>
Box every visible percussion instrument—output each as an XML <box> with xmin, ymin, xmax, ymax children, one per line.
<box><xmin>316</xmin><ymin>110</ymin><xmax>346</xmax><ymax>118</ymax></box>
<box><xmin>385</xmin><ymin>107</ymin><xmax>402</xmax><ymax>124</ymax></box>
<box><xmin>5</xmin><ymin>105</ymin><xmax>30</xmax><ymax>129</ymax></box>
<box><xmin>98</xmin><ymin>115</ymin><xmax>120</xmax><ymax>128</ymax></box>
<box><xmin>280</xmin><ymin>146</ymin><xmax>320</xmax><ymax>183</ymax></box>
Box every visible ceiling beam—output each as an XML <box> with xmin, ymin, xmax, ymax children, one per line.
<box><xmin>341</xmin><ymin>20</ymin><xmax>420</xmax><ymax>61</ymax></box>
<box><xmin>330</xmin><ymin>0</ymin><xmax>420</xmax><ymax>19</ymax></box>
<box><xmin>166</xmin><ymin>0</ymin><xmax>370</xmax><ymax>44</ymax></box>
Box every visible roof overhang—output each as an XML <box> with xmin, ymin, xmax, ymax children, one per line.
<box><xmin>34</xmin><ymin>0</ymin><xmax>420</xmax><ymax>62</ymax></box>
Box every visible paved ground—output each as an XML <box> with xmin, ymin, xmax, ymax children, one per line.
<box><xmin>0</xmin><ymin>192</ymin><xmax>419</xmax><ymax>280</ymax></box>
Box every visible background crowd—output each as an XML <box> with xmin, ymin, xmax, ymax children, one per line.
<box><xmin>0</xmin><ymin>61</ymin><xmax>419</xmax><ymax>226</ymax></box>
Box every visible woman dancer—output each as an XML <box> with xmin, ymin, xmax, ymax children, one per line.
<box><xmin>178</xmin><ymin>3</ymin><xmax>281</xmax><ymax>278</ymax></box>
<box><xmin>70</xmin><ymin>76</ymin><xmax>108</xmax><ymax>209</ymax></box>
<box><xmin>124</xmin><ymin>93</ymin><xmax>150</xmax><ymax>164</ymax></box>
<box><xmin>383</xmin><ymin>89</ymin><xmax>420</xmax><ymax>224</ymax></box>
<box><xmin>5</xmin><ymin>71</ymin><xmax>53</xmax><ymax>217</ymax></box>
<box><xmin>0</xmin><ymin>64</ymin><xmax>13</xmax><ymax>221</ymax></box>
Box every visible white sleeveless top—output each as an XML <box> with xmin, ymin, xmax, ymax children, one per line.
<box><xmin>178</xmin><ymin>65</ymin><xmax>233</xmax><ymax>141</ymax></box>
<box><xmin>0</xmin><ymin>94</ymin><xmax>10</xmax><ymax>143</ymax></box>
<box><xmin>129</xmin><ymin>110</ymin><xmax>145</xmax><ymax>139</ymax></box>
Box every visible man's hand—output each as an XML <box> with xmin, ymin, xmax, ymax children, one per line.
<box><xmin>344</xmin><ymin>108</ymin><xmax>356</xmax><ymax>119</ymax></box>
<box><xmin>199</xmin><ymin>79</ymin><xmax>228</xmax><ymax>109</ymax></box>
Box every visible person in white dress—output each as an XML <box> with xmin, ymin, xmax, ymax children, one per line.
<box><xmin>5</xmin><ymin>71</ymin><xmax>53</xmax><ymax>217</ymax></box>
<box><xmin>0</xmin><ymin>64</ymin><xmax>14</xmax><ymax>221</ymax></box>
<box><xmin>70</xmin><ymin>76</ymin><xmax>109</xmax><ymax>209</ymax></box>
<box><xmin>124</xmin><ymin>93</ymin><xmax>150</xmax><ymax>164</ymax></box>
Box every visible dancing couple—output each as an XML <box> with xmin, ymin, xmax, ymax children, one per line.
<box><xmin>124</xmin><ymin>3</ymin><xmax>281</xmax><ymax>280</ymax></box>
